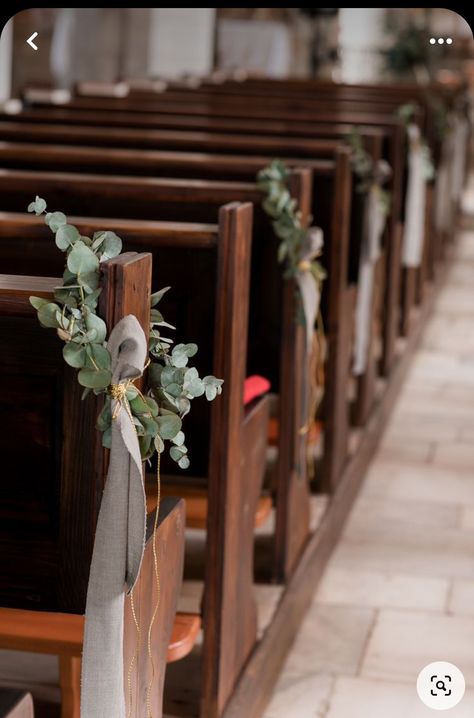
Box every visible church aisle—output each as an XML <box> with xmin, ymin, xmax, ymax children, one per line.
<box><xmin>264</xmin><ymin>180</ymin><xmax>474</xmax><ymax>718</ymax></box>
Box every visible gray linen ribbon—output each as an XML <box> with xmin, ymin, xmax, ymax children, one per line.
<box><xmin>353</xmin><ymin>182</ymin><xmax>388</xmax><ymax>375</ymax></box>
<box><xmin>81</xmin><ymin>314</ymin><xmax>148</xmax><ymax>718</ymax></box>
<box><xmin>402</xmin><ymin>123</ymin><xmax>428</xmax><ymax>268</ymax></box>
<box><xmin>296</xmin><ymin>226</ymin><xmax>324</xmax><ymax>354</ymax></box>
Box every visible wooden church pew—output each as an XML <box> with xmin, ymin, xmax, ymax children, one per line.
<box><xmin>0</xmin><ymin>100</ymin><xmax>407</xmax><ymax>376</ymax></box>
<box><xmin>0</xmin><ymin>169</ymin><xmax>315</xmax><ymax>577</ymax></box>
<box><xmin>0</xmin><ymin>120</ymin><xmax>388</xmax><ymax>458</ymax></box>
<box><xmin>0</xmin><ymin>257</ymin><xmax>186</xmax><ymax>718</ymax></box>
<box><xmin>37</xmin><ymin>81</ymin><xmax>428</xmax><ymax>336</ymax></box>
<box><xmin>0</xmin><ymin>136</ymin><xmax>376</xmax><ymax>451</ymax></box>
<box><xmin>0</xmin><ymin>200</ymin><xmax>269</xmax><ymax>717</ymax></box>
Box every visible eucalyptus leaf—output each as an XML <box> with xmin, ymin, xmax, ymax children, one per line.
<box><xmin>172</xmin><ymin>431</ymin><xmax>185</xmax><ymax>447</ymax></box>
<box><xmin>67</xmin><ymin>240</ymin><xmax>99</xmax><ymax>275</ymax></box>
<box><xmin>144</xmin><ymin>396</ymin><xmax>159</xmax><ymax>416</ymax></box>
<box><xmin>78</xmin><ymin>368</ymin><xmax>112</xmax><ymax>390</ymax></box>
<box><xmin>156</xmin><ymin>412</ymin><xmax>181</xmax><ymax>440</ymax></box>
<box><xmin>154</xmin><ymin>434</ymin><xmax>165</xmax><ymax>454</ymax></box>
<box><xmin>47</xmin><ymin>211</ymin><xmax>67</xmax><ymax>232</ymax></box>
<box><xmin>63</xmin><ymin>342</ymin><xmax>87</xmax><ymax>368</ymax></box>
<box><xmin>56</xmin><ymin>224</ymin><xmax>80</xmax><ymax>251</ymax></box>
<box><xmin>85</xmin><ymin>313</ymin><xmax>107</xmax><ymax>344</ymax></box>
<box><xmin>97</xmin><ymin>231</ymin><xmax>122</xmax><ymax>261</ymax></box>
<box><xmin>170</xmin><ymin>444</ymin><xmax>187</xmax><ymax>462</ymax></box>
<box><xmin>37</xmin><ymin>302</ymin><xmax>61</xmax><ymax>328</ymax></box>
<box><xmin>28</xmin><ymin>196</ymin><xmax>47</xmax><ymax>216</ymax></box>
<box><xmin>29</xmin><ymin>296</ymin><xmax>49</xmax><ymax>311</ymax></box>
<box><xmin>78</xmin><ymin>271</ymin><xmax>100</xmax><ymax>293</ymax></box>
<box><xmin>178</xmin><ymin>455</ymin><xmax>190</xmax><ymax>470</ymax></box>
<box><xmin>86</xmin><ymin>343</ymin><xmax>111</xmax><ymax>371</ymax></box>
<box><xmin>150</xmin><ymin>286</ymin><xmax>170</xmax><ymax>307</ymax></box>
<box><xmin>129</xmin><ymin>394</ymin><xmax>150</xmax><ymax>415</ymax></box>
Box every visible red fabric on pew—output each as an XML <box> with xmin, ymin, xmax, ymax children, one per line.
<box><xmin>244</xmin><ymin>375</ymin><xmax>271</xmax><ymax>405</ymax></box>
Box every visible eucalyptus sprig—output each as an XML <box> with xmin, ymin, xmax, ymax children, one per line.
<box><xmin>347</xmin><ymin>129</ymin><xmax>392</xmax><ymax>216</ymax></box>
<box><xmin>256</xmin><ymin>160</ymin><xmax>326</xmax><ymax>287</ymax></box>
<box><xmin>27</xmin><ymin>196</ymin><xmax>223</xmax><ymax>467</ymax></box>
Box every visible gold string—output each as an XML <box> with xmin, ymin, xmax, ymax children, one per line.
<box><xmin>146</xmin><ymin>450</ymin><xmax>161</xmax><ymax>718</ymax></box>
<box><xmin>109</xmin><ymin>377</ymin><xmax>161</xmax><ymax>718</ymax></box>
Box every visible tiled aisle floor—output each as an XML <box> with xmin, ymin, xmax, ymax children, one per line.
<box><xmin>263</xmin><ymin>203</ymin><xmax>474</xmax><ymax>716</ymax></box>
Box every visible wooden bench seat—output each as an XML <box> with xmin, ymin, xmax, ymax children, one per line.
<box><xmin>151</xmin><ymin>484</ymin><xmax>273</xmax><ymax>530</ymax></box>
<box><xmin>0</xmin><ymin>607</ymin><xmax>200</xmax><ymax>664</ymax></box>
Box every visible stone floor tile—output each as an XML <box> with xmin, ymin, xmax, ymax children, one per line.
<box><xmin>315</xmin><ymin>567</ymin><xmax>448</xmax><ymax>612</ymax></box>
<box><xmin>449</xmin><ymin>580</ymin><xmax>474</xmax><ymax>617</ymax></box>
<box><xmin>263</xmin><ymin>673</ymin><xmax>333</xmax><ymax>718</ymax></box>
<box><xmin>361</xmin><ymin>609</ymin><xmax>474</xmax><ymax>686</ymax></box>
<box><xmin>325</xmin><ymin>676</ymin><xmax>474</xmax><ymax>718</ymax></box>
<box><xmin>361</xmin><ymin>459</ymin><xmax>474</xmax><ymax>506</ymax></box>
<box><xmin>432</xmin><ymin>441</ymin><xmax>474</xmax><ymax>470</ymax></box>
<box><xmin>279</xmin><ymin>604</ymin><xmax>375</xmax><ymax>677</ymax></box>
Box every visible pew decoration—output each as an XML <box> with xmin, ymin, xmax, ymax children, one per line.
<box><xmin>27</xmin><ymin>196</ymin><xmax>223</xmax><ymax>468</ymax></box>
<box><xmin>397</xmin><ymin>104</ymin><xmax>435</xmax><ymax>269</ymax></box>
<box><xmin>348</xmin><ymin>131</ymin><xmax>392</xmax><ymax>375</ymax></box>
<box><xmin>256</xmin><ymin>160</ymin><xmax>326</xmax><ymax>353</ymax></box>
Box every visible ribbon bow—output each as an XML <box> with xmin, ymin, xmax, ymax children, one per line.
<box><xmin>296</xmin><ymin>226</ymin><xmax>324</xmax><ymax>353</ymax></box>
<box><xmin>81</xmin><ymin>314</ymin><xmax>148</xmax><ymax>718</ymax></box>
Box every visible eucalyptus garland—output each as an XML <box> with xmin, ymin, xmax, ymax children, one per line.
<box><xmin>347</xmin><ymin>129</ymin><xmax>392</xmax><ymax>216</ymax></box>
<box><xmin>256</xmin><ymin>160</ymin><xmax>326</xmax><ymax>287</ymax></box>
<box><xmin>257</xmin><ymin>161</ymin><xmax>326</xmax><ymax>475</ymax></box>
<box><xmin>27</xmin><ymin>196</ymin><xmax>223</xmax><ymax>468</ymax></box>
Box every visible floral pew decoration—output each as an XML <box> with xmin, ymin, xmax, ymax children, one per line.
<box><xmin>397</xmin><ymin>103</ymin><xmax>435</xmax><ymax>271</ymax></box>
<box><xmin>348</xmin><ymin>129</ymin><xmax>392</xmax><ymax>377</ymax></box>
<box><xmin>257</xmin><ymin>161</ymin><xmax>326</xmax><ymax>477</ymax></box>
<box><xmin>27</xmin><ymin>196</ymin><xmax>223</xmax><ymax>718</ymax></box>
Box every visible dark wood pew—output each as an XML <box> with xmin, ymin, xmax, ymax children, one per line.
<box><xmin>0</xmin><ymin>256</ymin><xmax>185</xmax><ymax>717</ymax></box>
<box><xmin>27</xmin><ymin>81</ymin><xmax>430</xmax><ymax>334</ymax></box>
<box><xmin>0</xmin><ymin>118</ymin><xmax>390</xmax><ymax>428</ymax></box>
<box><xmin>0</xmin><ymin>167</ymin><xmax>317</xmax><ymax>564</ymax></box>
<box><xmin>0</xmin><ymin>137</ymin><xmax>381</xmax><ymax>430</ymax></box>
<box><xmin>0</xmin><ymin>201</ymin><xmax>271</xmax><ymax>717</ymax></box>
<box><xmin>0</xmin><ymin>104</ymin><xmax>406</xmax><ymax>378</ymax></box>
<box><xmin>0</xmin><ymin>159</ymin><xmax>354</xmax><ymax>502</ymax></box>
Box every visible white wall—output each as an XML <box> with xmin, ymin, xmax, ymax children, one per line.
<box><xmin>339</xmin><ymin>8</ymin><xmax>386</xmax><ymax>83</ymax></box>
<box><xmin>148</xmin><ymin>8</ymin><xmax>215</xmax><ymax>78</ymax></box>
<box><xmin>0</xmin><ymin>18</ymin><xmax>13</xmax><ymax>101</ymax></box>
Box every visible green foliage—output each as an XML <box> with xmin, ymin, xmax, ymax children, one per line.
<box><xmin>347</xmin><ymin>129</ymin><xmax>392</xmax><ymax>215</ymax></box>
<box><xmin>256</xmin><ymin>160</ymin><xmax>326</xmax><ymax>284</ymax></box>
<box><xmin>383</xmin><ymin>22</ymin><xmax>430</xmax><ymax>76</ymax></box>
<box><xmin>28</xmin><ymin>197</ymin><xmax>223</xmax><ymax>467</ymax></box>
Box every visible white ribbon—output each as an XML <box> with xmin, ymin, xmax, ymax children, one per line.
<box><xmin>295</xmin><ymin>227</ymin><xmax>324</xmax><ymax>354</ymax></box>
<box><xmin>81</xmin><ymin>315</ymin><xmax>148</xmax><ymax>718</ymax></box>
<box><xmin>353</xmin><ymin>185</ymin><xmax>386</xmax><ymax>375</ymax></box>
<box><xmin>402</xmin><ymin>124</ymin><xmax>427</xmax><ymax>268</ymax></box>
<box><xmin>450</xmin><ymin>114</ymin><xmax>469</xmax><ymax>203</ymax></box>
<box><xmin>434</xmin><ymin>154</ymin><xmax>451</xmax><ymax>234</ymax></box>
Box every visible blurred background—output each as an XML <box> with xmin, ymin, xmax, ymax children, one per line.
<box><xmin>0</xmin><ymin>8</ymin><xmax>473</xmax><ymax>100</ymax></box>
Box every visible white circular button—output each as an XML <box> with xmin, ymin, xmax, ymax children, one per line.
<box><xmin>417</xmin><ymin>662</ymin><xmax>465</xmax><ymax>710</ymax></box>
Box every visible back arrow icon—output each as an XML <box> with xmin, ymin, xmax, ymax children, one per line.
<box><xmin>27</xmin><ymin>32</ymin><xmax>38</xmax><ymax>51</ymax></box>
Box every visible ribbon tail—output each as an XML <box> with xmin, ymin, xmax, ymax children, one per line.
<box><xmin>80</xmin><ymin>315</ymin><xmax>147</xmax><ymax>718</ymax></box>
<box><xmin>296</xmin><ymin>270</ymin><xmax>320</xmax><ymax>355</ymax></box>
